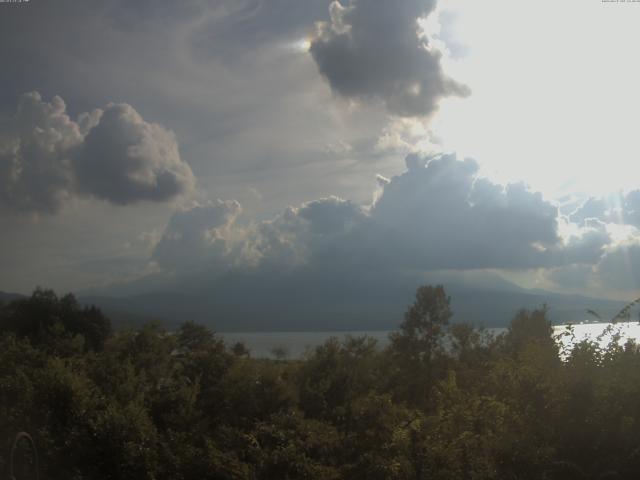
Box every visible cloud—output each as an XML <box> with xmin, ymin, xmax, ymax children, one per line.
<box><xmin>546</xmin><ymin>237</ymin><xmax>640</xmax><ymax>299</ymax></box>
<box><xmin>374</xmin><ymin>118</ymin><xmax>435</xmax><ymax>155</ymax></box>
<box><xmin>309</xmin><ymin>0</ymin><xmax>469</xmax><ymax>117</ymax></box>
<box><xmin>0</xmin><ymin>92</ymin><xmax>194</xmax><ymax>214</ymax></box>
<box><xmin>153</xmin><ymin>195</ymin><xmax>367</xmax><ymax>273</ymax></box>
<box><xmin>250</xmin><ymin>196</ymin><xmax>368</xmax><ymax>270</ymax></box>
<box><xmin>595</xmin><ymin>242</ymin><xmax>640</xmax><ymax>292</ymax></box>
<box><xmin>545</xmin><ymin>264</ymin><xmax>596</xmax><ymax>292</ymax></box>
<box><xmin>367</xmin><ymin>154</ymin><xmax>607</xmax><ymax>270</ymax></box>
<box><xmin>74</xmin><ymin>103</ymin><xmax>195</xmax><ymax>204</ymax></box>
<box><xmin>570</xmin><ymin>191</ymin><xmax>640</xmax><ymax>229</ymax></box>
<box><xmin>542</xmin><ymin>214</ymin><xmax>640</xmax><ymax>298</ymax></box>
<box><xmin>0</xmin><ymin>92</ymin><xmax>82</xmax><ymax>214</ymax></box>
<box><xmin>0</xmin><ymin>0</ymin><xmax>403</xmax><ymax>219</ymax></box>
<box><xmin>554</xmin><ymin>219</ymin><xmax>611</xmax><ymax>266</ymax></box>
<box><xmin>152</xmin><ymin>200</ymin><xmax>241</xmax><ymax>271</ymax></box>
<box><xmin>543</xmin><ymin>192</ymin><xmax>640</xmax><ymax>297</ymax></box>
<box><xmin>150</xmin><ymin>154</ymin><xmax>610</xmax><ymax>277</ymax></box>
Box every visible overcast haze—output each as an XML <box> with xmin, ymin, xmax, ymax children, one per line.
<box><xmin>2</xmin><ymin>0</ymin><xmax>640</xmax><ymax>322</ymax></box>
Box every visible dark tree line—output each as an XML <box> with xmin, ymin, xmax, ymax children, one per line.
<box><xmin>2</xmin><ymin>286</ymin><xmax>640</xmax><ymax>479</ymax></box>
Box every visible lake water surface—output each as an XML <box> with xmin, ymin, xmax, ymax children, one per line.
<box><xmin>221</xmin><ymin>322</ymin><xmax>640</xmax><ymax>358</ymax></box>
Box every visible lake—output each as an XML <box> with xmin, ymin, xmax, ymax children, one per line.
<box><xmin>221</xmin><ymin>322</ymin><xmax>640</xmax><ymax>358</ymax></box>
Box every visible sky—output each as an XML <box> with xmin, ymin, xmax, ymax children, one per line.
<box><xmin>1</xmin><ymin>0</ymin><xmax>640</xmax><ymax>304</ymax></box>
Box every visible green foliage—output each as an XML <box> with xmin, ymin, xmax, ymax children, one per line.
<box><xmin>4</xmin><ymin>286</ymin><xmax>640</xmax><ymax>479</ymax></box>
<box><xmin>0</xmin><ymin>288</ymin><xmax>111</xmax><ymax>352</ymax></box>
<box><xmin>505</xmin><ymin>306</ymin><xmax>557</xmax><ymax>356</ymax></box>
<box><xmin>391</xmin><ymin>285</ymin><xmax>452</xmax><ymax>364</ymax></box>
<box><xmin>252</xmin><ymin>412</ymin><xmax>340</xmax><ymax>479</ymax></box>
<box><xmin>231</xmin><ymin>341</ymin><xmax>251</xmax><ymax>358</ymax></box>
<box><xmin>388</xmin><ymin>285</ymin><xmax>452</xmax><ymax>407</ymax></box>
<box><xmin>296</xmin><ymin>336</ymin><xmax>382</xmax><ymax>423</ymax></box>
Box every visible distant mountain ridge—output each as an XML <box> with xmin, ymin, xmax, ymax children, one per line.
<box><xmin>78</xmin><ymin>270</ymin><xmax>627</xmax><ymax>332</ymax></box>
<box><xmin>0</xmin><ymin>291</ymin><xmax>26</xmax><ymax>304</ymax></box>
<box><xmin>3</xmin><ymin>278</ymin><xmax>627</xmax><ymax>333</ymax></box>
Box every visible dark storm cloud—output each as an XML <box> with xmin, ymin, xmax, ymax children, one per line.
<box><xmin>150</xmin><ymin>154</ymin><xmax>609</xmax><ymax>276</ymax></box>
<box><xmin>0</xmin><ymin>92</ymin><xmax>194</xmax><ymax>214</ymax></box>
<box><xmin>309</xmin><ymin>0</ymin><xmax>470</xmax><ymax>117</ymax></box>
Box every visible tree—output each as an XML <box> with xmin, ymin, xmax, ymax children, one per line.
<box><xmin>505</xmin><ymin>306</ymin><xmax>556</xmax><ymax>356</ymax></box>
<box><xmin>231</xmin><ymin>341</ymin><xmax>251</xmax><ymax>358</ymax></box>
<box><xmin>270</xmin><ymin>346</ymin><xmax>290</xmax><ymax>361</ymax></box>
<box><xmin>0</xmin><ymin>289</ymin><xmax>111</xmax><ymax>352</ymax></box>
<box><xmin>389</xmin><ymin>285</ymin><xmax>452</xmax><ymax>407</ymax></box>
<box><xmin>176</xmin><ymin>321</ymin><xmax>216</xmax><ymax>353</ymax></box>
<box><xmin>391</xmin><ymin>285</ymin><xmax>452</xmax><ymax>363</ymax></box>
<box><xmin>296</xmin><ymin>336</ymin><xmax>382</xmax><ymax>422</ymax></box>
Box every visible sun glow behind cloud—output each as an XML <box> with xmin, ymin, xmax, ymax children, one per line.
<box><xmin>289</xmin><ymin>38</ymin><xmax>311</xmax><ymax>52</ymax></box>
<box><xmin>429</xmin><ymin>0</ymin><xmax>640</xmax><ymax>200</ymax></box>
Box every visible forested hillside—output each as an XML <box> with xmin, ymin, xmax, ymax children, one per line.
<box><xmin>2</xmin><ymin>287</ymin><xmax>640</xmax><ymax>479</ymax></box>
